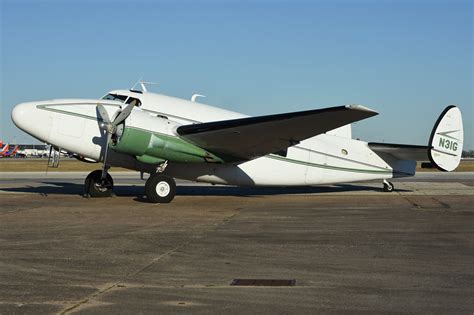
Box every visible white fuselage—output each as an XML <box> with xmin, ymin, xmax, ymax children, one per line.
<box><xmin>12</xmin><ymin>90</ymin><xmax>409</xmax><ymax>186</ymax></box>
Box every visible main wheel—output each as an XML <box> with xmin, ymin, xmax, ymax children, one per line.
<box><xmin>145</xmin><ymin>173</ymin><xmax>176</xmax><ymax>203</ymax></box>
<box><xmin>383</xmin><ymin>181</ymin><xmax>394</xmax><ymax>192</ymax></box>
<box><xmin>84</xmin><ymin>170</ymin><xmax>114</xmax><ymax>197</ymax></box>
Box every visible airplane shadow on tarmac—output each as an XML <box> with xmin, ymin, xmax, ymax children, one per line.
<box><xmin>0</xmin><ymin>181</ymin><xmax>412</xmax><ymax>202</ymax></box>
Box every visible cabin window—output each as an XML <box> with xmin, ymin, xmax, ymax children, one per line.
<box><xmin>102</xmin><ymin>94</ymin><xmax>128</xmax><ymax>102</ymax></box>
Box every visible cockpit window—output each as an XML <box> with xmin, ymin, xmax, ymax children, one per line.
<box><xmin>126</xmin><ymin>97</ymin><xmax>142</xmax><ymax>107</ymax></box>
<box><xmin>102</xmin><ymin>94</ymin><xmax>128</xmax><ymax>102</ymax></box>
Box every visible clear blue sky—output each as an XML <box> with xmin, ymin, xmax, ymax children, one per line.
<box><xmin>1</xmin><ymin>0</ymin><xmax>472</xmax><ymax>149</ymax></box>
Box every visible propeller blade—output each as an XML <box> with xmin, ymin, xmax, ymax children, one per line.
<box><xmin>96</xmin><ymin>103</ymin><xmax>111</xmax><ymax>124</ymax></box>
<box><xmin>97</xmin><ymin>101</ymin><xmax>134</xmax><ymax>183</ymax></box>
<box><xmin>113</xmin><ymin>102</ymin><xmax>135</xmax><ymax>127</ymax></box>
<box><xmin>100</xmin><ymin>132</ymin><xmax>112</xmax><ymax>182</ymax></box>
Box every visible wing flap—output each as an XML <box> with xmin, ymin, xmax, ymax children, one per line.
<box><xmin>177</xmin><ymin>105</ymin><xmax>378</xmax><ymax>162</ymax></box>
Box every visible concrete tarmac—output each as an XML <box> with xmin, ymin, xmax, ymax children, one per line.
<box><xmin>0</xmin><ymin>172</ymin><xmax>473</xmax><ymax>313</ymax></box>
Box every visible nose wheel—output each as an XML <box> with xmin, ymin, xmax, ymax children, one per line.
<box><xmin>84</xmin><ymin>170</ymin><xmax>114</xmax><ymax>197</ymax></box>
<box><xmin>145</xmin><ymin>173</ymin><xmax>176</xmax><ymax>203</ymax></box>
<box><xmin>383</xmin><ymin>179</ymin><xmax>394</xmax><ymax>192</ymax></box>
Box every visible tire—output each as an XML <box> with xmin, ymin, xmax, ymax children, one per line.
<box><xmin>383</xmin><ymin>181</ymin><xmax>394</xmax><ymax>193</ymax></box>
<box><xmin>145</xmin><ymin>173</ymin><xmax>176</xmax><ymax>203</ymax></box>
<box><xmin>84</xmin><ymin>170</ymin><xmax>114</xmax><ymax>197</ymax></box>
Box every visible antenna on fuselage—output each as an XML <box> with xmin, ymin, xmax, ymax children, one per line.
<box><xmin>139</xmin><ymin>81</ymin><xmax>159</xmax><ymax>92</ymax></box>
<box><xmin>191</xmin><ymin>94</ymin><xmax>206</xmax><ymax>102</ymax></box>
<box><xmin>131</xmin><ymin>79</ymin><xmax>159</xmax><ymax>92</ymax></box>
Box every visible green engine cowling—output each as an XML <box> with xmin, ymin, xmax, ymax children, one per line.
<box><xmin>112</xmin><ymin>126</ymin><xmax>223</xmax><ymax>165</ymax></box>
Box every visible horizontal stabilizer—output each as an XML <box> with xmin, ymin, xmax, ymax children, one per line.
<box><xmin>369</xmin><ymin>105</ymin><xmax>463</xmax><ymax>173</ymax></box>
<box><xmin>368</xmin><ymin>143</ymin><xmax>429</xmax><ymax>161</ymax></box>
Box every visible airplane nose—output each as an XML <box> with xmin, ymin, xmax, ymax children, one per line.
<box><xmin>11</xmin><ymin>102</ymin><xmax>52</xmax><ymax>142</ymax></box>
<box><xmin>11</xmin><ymin>102</ymin><xmax>32</xmax><ymax>131</ymax></box>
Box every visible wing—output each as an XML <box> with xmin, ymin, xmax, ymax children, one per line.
<box><xmin>368</xmin><ymin>142</ymin><xmax>430</xmax><ymax>161</ymax></box>
<box><xmin>177</xmin><ymin>105</ymin><xmax>378</xmax><ymax>162</ymax></box>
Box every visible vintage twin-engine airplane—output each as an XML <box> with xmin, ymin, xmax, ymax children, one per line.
<box><xmin>11</xmin><ymin>84</ymin><xmax>463</xmax><ymax>203</ymax></box>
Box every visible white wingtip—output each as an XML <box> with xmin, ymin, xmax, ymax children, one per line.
<box><xmin>346</xmin><ymin>104</ymin><xmax>378</xmax><ymax>114</ymax></box>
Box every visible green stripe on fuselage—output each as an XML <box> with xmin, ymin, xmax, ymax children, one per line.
<box><xmin>268</xmin><ymin>154</ymin><xmax>393</xmax><ymax>174</ymax></box>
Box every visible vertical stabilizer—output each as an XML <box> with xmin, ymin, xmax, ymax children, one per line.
<box><xmin>429</xmin><ymin>105</ymin><xmax>463</xmax><ymax>172</ymax></box>
<box><xmin>1</xmin><ymin>144</ymin><xmax>10</xmax><ymax>155</ymax></box>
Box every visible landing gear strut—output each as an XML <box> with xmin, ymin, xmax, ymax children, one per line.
<box><xmin>383</xmin><ymin>179</ymin><xmax>394</xmax><ymax>192</ymax></box>
<box><xmin>145</xmin><ymin>173</ymin><xmax>176</xmax><ymax>203</ymax></box>
<box><xmin>84</xmin><ymin>170</ymin><xmax>114</xmax><ymax>197</ymax></box>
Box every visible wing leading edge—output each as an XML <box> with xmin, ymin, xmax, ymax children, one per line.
<box><xmin>177</xmin><ymin>105</ymin><xmax>378</xmax><ymax>162</ymax></box>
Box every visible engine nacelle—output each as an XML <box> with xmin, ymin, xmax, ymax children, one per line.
<box><xmin>111</xmin><ymin>109</ymin><xmax>222</xmax><ymax>164</ymax></box>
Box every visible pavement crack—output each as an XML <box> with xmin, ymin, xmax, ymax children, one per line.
<box><xmin>431</xmin><ymin>197</ymin><xmax>451</xmax><ymax>209</ymax></box>
<box><xmin>58</xmin><ymin>244</ymin><xmax>189</xmax><ymax>315</ymax></box>
<box><xmin>58</xmin><ymin>208</ymin><xmax>242</xmax><ymax>314</ymax></box>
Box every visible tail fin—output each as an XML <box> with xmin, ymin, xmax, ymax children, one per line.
<box><xmin>10</xmin><ymin>145</ymin><xmax>20</xmax><ymax>155</ymax></box>
<box><xmin>428</xmin><ymin>105</ymin><xmax>463</xmax><ymax>172</ymax></box>
<box><xmin>1</xmin><ymin>144</ymin><xmax>9</xmax><ymax>155</ymax></box>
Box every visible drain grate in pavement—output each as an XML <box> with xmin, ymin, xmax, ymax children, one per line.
<box><xmin>230</xmin><ymin>279</ymin><xmax>296</xmax><ymax>286</ymax></box>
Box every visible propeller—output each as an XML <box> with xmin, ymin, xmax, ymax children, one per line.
<box><xmin>96</xmin><ymin>102</ymin><xmax>135</xmax><ymax>184</ymax></box>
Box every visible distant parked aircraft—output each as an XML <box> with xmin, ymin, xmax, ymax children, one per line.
<box><xmin>4</xmin><ymin>145</ymin><xmax>20</xmax><ymax>157</ymax></box>
<box><xmin>0</xmin><ymin>144</ymin><xmax>20</xmax><ymax>158</ymax></box>
<box><xmin>0</xmin><ymin>143</ymin><xmax>11</xmax><ymax>157</ymax></box>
